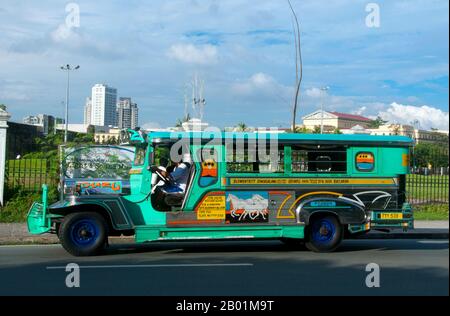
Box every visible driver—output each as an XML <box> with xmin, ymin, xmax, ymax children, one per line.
<box><xmin>158</xmin><ymin>153</ymin><xmax>191</xmax><ymax>193</ymax></box>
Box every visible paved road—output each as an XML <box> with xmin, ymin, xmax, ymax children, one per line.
<box><xmin>0</xmin><ymin>239</ymin><xmax>448</xmax><ymax>296</ymax></box>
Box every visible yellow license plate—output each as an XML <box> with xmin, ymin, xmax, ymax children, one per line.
<box><xmin>380</xmin><ymin>213</ymin><xmax>403</xmax><ymax>219</ymax></box>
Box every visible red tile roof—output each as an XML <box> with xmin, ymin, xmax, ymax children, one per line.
<box><xmin>330</xmin><ymin>112</ymin><xmax>372</xmax><ymax>122</ymax></box>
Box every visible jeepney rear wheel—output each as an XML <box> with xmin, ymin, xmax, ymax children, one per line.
<box><xmin>59</xmin><ymin>212</ymin><xmax>107</xmax><ymax>256</ymax></box>
<box><xmin>305</xmin><ymin>215</ymin><xmax>343</xmax><ymax>253</ymax></box>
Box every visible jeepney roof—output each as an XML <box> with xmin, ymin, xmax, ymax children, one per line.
<box><xmin>146</xmin><ymin>131</ymin><xmax>414</xmax><ymax>147</ymax></box>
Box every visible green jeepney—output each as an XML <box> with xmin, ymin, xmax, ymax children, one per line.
<box><xmin>28</xmin><ymin>129</ymin><xmax>414</xmax><ymax>256</ymax></box>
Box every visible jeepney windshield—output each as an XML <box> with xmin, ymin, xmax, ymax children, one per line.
<box><xmin>63</xmin><ymin>146</ymin><xmax>135</xmax><ymax>179</ymax></box>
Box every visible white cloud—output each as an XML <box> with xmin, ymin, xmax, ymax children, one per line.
<box><xmin>305</xmin><ymin>87</ymin><xmax>327</xmax><ymax>99</ymax></box>
<box><xmin>141</xmin><ymin>121</ymin><xmax>162</xmax><ymax>130</ymax></box>
<box><xmin>167</xmin><ymin>44</ymin><xmax>218</xmax><ymax>65</ymax></box>
<box><xmin>351</xmin><ymin>106</ymin><xmax>367</xmax><ymax>116</ymax></box>
<box><xmin>231</xmin><ymin>72</ymin><xmax>276</xmax><ymax>95</ymax></box>
<box><xmin>51</xmin><ymin>24</ymin><xmax>73</xmax><ymax>42</ymax></box>
<box><xmin>378</xmin><ymin>102</ymin><xmax>449</xmax><ymax>131</ymax></box>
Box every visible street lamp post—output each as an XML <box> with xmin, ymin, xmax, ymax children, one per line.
<box><xmin>320</xmin><ymin>86</ymin><xmax>329</xmax><ymax>134</ymax></box>
<box><xmin>60</xmin><ymin>64</ymin><xmax>80</xmax><ymax>143</ymax></box>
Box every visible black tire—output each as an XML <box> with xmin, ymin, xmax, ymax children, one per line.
<box><xmin>305</xmin><ymin>215</ymin><xmax>343</xmax><ymax>253</ymax></box>
<box><xmin>59</xmin><ymin>212</ymin><xmax>108</xmax><ymax>256</ymax></box>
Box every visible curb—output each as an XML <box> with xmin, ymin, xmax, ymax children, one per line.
<box><xmin>354</xmin><ymin>233</ymin><xmax>449</xmax><ymax>240</ymax></box>
<box><xmin>353</xmin><ymin>230</ymin><xmax>449</xmax><ymax>240</ymax></box>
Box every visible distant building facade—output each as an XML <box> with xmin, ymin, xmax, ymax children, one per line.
<box><xmin>181</xmin><ymin>118</ymin><xmax>209</xmax><ymax>131</ymax></box>
<box><xmin>22</xmin><ymin>114</ymin><xmax>57</xmax><ymax>135</ymax></box>
<box><xmin>94</xmin><ymin>127</ymin><xmax>122</xmax><ymax>144</ymax></box>
<box><xmin>55</xmin><ymin>124</ymin><xmax>91</xmax><ymax>134</ymax></box>
<box><xmin>83</xmin><ymin>97</ymin><xmax>92</xmax><ymax>125</ymax></box>
<box><xmin>342</xmin><ymin>123</ymin><xmax>448</xmax><ymax>144</ymax></box>
<box><xmin>302</xmin><ymin>110</ymin><xmax>372</xmax><ymax>131</ymax></box>
<box><xmin>90</xmin><ymin>84</ymin><xmax>117</xmax><ymax>127</ymax></box>
<box><xmin>116</xmin><ymin>97</ymin><xmax>138</xmax><ymax>129</ymax></box>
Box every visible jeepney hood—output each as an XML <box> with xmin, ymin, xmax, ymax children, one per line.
<box><xmin>48</xmin><ymin>199</ymin><xmax>72</xmax><ymax>210</ymax></box>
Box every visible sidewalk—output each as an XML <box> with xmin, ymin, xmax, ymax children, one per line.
<box><xmin>358</xmin><ymin>220</ymin><xmax>449</xmax><ymax>240</ymax></box>
<box><xmin>0</xmin><ymin>221</ymin><xmax>448</xmax><ymax>245</ymax></box>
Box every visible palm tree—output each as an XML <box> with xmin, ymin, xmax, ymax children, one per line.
<box><xmin>235</xmin><ymin>122</ymin><xmax>248</xmax><ymax>132</ymax></box>
<box><xmin>175</xmin><ymin>113</ymin><xmax>192</xmax><ymax>128</ymax></box>
<box><xmin>368</xmin><ymin>116</ymin><xmax>388</xmax><ymax>128</ymax></box>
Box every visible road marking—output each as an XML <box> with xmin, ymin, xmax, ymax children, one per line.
<box><xmin>0</xmin><ymin>244</ymin><xmax>60</xmax><ymax>248</ymax></box>
<box><xmin>46</xmin><ymin>263</ymin><xmax>254</xmax><ymax>270</ymax></box>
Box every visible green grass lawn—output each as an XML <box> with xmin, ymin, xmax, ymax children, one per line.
<box><xmin>414</xmin><ymin>204</ymin><xmax>449</xmax><ymax>220</ymax></box>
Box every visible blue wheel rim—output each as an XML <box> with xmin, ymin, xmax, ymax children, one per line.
<box><xmin>311</xmin><ymin>219</ymin><xmax>336</xmax><ymax>243</ymax></box>
<box><xmin>70</xmin><ymin>219</ymin><xmax>99</xmax><ymax>247</ymax></box>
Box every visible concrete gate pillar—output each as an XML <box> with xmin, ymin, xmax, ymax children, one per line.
<box><xmin>0</xmin><ymin>106</ymin><xmax>11</xmax><ymax>207</ymax></box>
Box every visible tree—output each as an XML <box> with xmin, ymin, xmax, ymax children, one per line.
<box><xmin>175</xmin><ymin>113</ymin><xmax>191</xmax><ymax>128</ymax></box>
<box><xmin>235</xmin><ymin>122</ymin><xmax>249</xmax><ymax>132</ymax></box>
<box><xmin>368</xmin><ymin>116</ymin><xmax>388</xmax><ymax>128</ymax></box>
<box><xmin>22</xmin><ymin>131</ymin><xmax>95</xmax><ymax>160</ymax></box>
<box><xmin>413</xmin><ymin>143</ymin><xmax>449</xmax><ymax>168</ymax></box>
<box><xmin>289</xmin><ymin>126</ymin><xmax>310</xmax><ymax>133</ymax></box>
<box><xmin>312</xmin><ymin>126</ymin><xmax>322</xmax><ymax>134</ymax></box>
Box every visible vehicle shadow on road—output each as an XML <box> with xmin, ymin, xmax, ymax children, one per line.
<box><xmin>103</xmin><ymin>239</ymin><xmax>449</xmax><ymax>256</ymax></box>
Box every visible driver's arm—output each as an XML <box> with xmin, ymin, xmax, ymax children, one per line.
<box><xmin>150</xmin><ymin>166</ymin><xmax>168</xmax><ymax>176</ymax></box>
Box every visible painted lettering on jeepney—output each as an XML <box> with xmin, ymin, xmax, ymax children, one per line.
<box><xmin>196</xmin><ymin>195</ymin><xmax>226</xmax><ymax>220</ymax></box>
<box><xmin>77</xmin><ymin>181</ymin><xmax>122</xmax><ymax>194</ymax></box>
<box><xmin>229</xmin><ymin>178</ymin><xmax>395</xmax><ymax>185</ymax></box>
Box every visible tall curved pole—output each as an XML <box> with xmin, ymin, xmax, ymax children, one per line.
<box><xmin>288</xmin><ymin>0</ymin><xmax>303</xmax><ymax>132</ymax></box>
<box><xmin>60</xmin><ymin>64</ymin><xmax>80</xmax><ymax>143</ymax></box>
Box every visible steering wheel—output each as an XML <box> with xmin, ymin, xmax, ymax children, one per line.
<box><xmin>151</xmin><ymin>166</ymin><xmax>175</xmax><ymax>185</ymax></box>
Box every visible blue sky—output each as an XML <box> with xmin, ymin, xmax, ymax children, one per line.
<box><xmin>0</xmin><ymin>0</ymin><xmax>448</xmax><ymax>130</ymax></box>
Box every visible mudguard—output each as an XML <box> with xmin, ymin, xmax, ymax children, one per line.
<box><xmin>296</xmin><ymin>197</ymin><xmax>368</xmax><ymax>225</ymax></box>
<box><xmin>47</xmin><ymin>195</ymin><xmax>133</xmax><ymax>230</ymax></box>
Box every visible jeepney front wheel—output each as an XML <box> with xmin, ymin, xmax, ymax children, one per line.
<box><xmin>59</xmin><ymin>212</ymin><xmax>107</xmax><ymax>256</ymax></box>
<box><xmin>305</xmin><ymin>215</ymin><xmax>343</xmax><ymax>253</ymax></box>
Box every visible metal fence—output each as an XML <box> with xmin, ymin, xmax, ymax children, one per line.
<box><xmin>4</xmin><ymin>158</ymin><xmax>59</xmax><ymax>199</ymax></box>
<box><xmin>407</xmin><ymin>141</ymin><xmax>449</xmax><ymax>206</ymax></box>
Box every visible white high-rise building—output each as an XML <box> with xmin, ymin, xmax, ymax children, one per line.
<box><xmin>116</xmin><ymin>97</ymin><xmax>139</xmax><ymax>129</ymax></box>
<box><xmin>83</xmin><ymin>97</ymin><xmax>92</xmax><ymax>125</ymax></box>
<box><xmin>90</xmin><ymin>84</ymin><xmax>117</xmax><ymax>127</ymax></box>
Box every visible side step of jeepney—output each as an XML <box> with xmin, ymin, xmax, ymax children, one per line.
<box><xmin>134</xmin><ymin>225</ymin><xmax>305</xmax><ymax>243</ymax></box>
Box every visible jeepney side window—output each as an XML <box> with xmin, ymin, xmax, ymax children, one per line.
<box><xmin>226</xmin><ymin>141</ymin><xmax>255</xmax><ymax>173</ymax></box>
<box><xmin>258</xmin><ymin>145</ymin><xmax>285</xmax><ymax>173</ymax></box>
<box><xmin>153</xmin><ymin>145</ymin><xmax>171</xmax><ymax>168</ymax></box>
<box><xmin>226</xmin><ymin>141</ymin><xmax>285</xmax><ymax>174</ymax></box>
<box><xmin>134</xmin><ymin>147</ymin><xmax>146</xmax><ymax>166</ymax></box>
<box><xmin>291</xmin><ymin>146</ymin><xmax>347</xmax><ymax>173</ymax></box>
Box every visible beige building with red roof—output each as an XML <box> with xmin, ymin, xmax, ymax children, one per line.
<box><xmin>301</xmin><ymin>110</ymin><xmax>372</xmax><ymax>131</ymax></box>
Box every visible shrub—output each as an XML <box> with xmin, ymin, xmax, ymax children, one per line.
<box><xmin>0</xmin><ymin>187</ymin><xmax>58</xmax><ymax>223</ymax></box>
